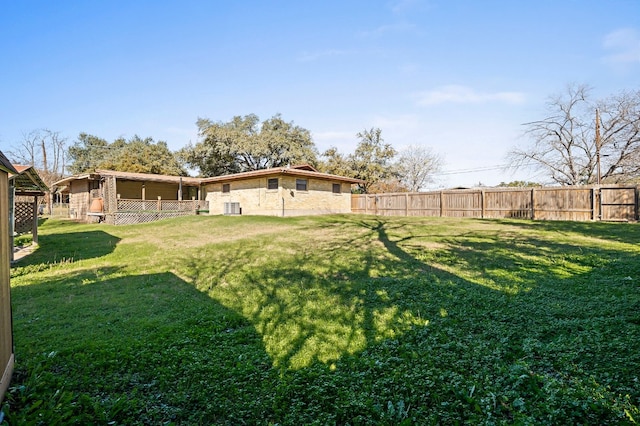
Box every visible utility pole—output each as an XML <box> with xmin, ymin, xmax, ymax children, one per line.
<box><xmin>595</xmin><ymin>108</ymin><xmax>601</xmax><ymax>186</ymax></box>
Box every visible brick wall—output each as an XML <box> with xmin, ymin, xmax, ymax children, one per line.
<box><xmin>204</xmin><ymin>175</ymin><xmax>352</xmax><ymax>216</ymax></box>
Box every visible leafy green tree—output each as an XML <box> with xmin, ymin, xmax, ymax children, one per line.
<box><xmin>351</xmin><ymin>128</ymin><xmax>397</xmax><ymax>193</ymax></box>
<box><xmin>180</xmin><ymin>114</ymin><xmax>318</xmax><ymax>177</ymax></box>
<box><xmin>319</xmin><ymin>147</ymin><xmax>352</xmax><ymax>176</ymax></box>
<box><xmin>67</xmin><ymin>133</ymin><xmax>109</xmax><ymax>174</ymax></box>
<box><xmin>319</xmin><ymin>128</ymin><xmax>398</xmax><ymax>193</ymax></box>
<box><xmin>67</xmin><ymin>134</ymin><xmax>186</xmax><ymax>175</ymax></box>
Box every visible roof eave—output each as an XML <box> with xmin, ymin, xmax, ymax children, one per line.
<box><xmin>201</xmin><ymin>168</ymin><xmax>363</xmax><ymax>184</ymax></box>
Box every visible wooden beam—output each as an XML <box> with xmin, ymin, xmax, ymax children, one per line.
<box><xmin>32</xmin><ymin>197</ymin><xmax>39</xmax><ymax>245</ymax></box>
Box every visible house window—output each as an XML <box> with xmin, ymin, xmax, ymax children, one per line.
<box><xmin>296</xmin><ymin>179</ymin><xmax>307</xmax><ymax>191</ymax></box>
<box><xmin>332</xmin><ymin>183</ymin><xmax>341</xmax><ymax>194</ymax></box>
<box><xmin>267</xmin><ymin>178</ymin><xmax>278</xmax><ymax>190</ymax></box>
<box><xmin>222</xmin><ymin>183</ymin><xmax>230</xmax><ymax>193</ymax></box>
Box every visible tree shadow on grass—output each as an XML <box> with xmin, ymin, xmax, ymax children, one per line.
<box><xmin>7</xmin><ymin>269</ymin><xmax>279</xmax><ymax>424</ymax></box>
<box><xmin>10</xmin><ymin>229</ymin><xmax>121</xmax><ymax>275</ymax></box>
<box><xmin>178</xmin><ymin>214</ymin><xmax>639</xmax><ymax>422</ymax></box>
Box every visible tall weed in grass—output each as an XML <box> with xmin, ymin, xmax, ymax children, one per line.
<box><xmin>3</xmin><ymin>215</ymin><xmax>639</xmax><ymax>424</ymax></box>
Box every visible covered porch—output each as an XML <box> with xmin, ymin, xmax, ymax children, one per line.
<box><xmin>54</xmin><ymin>170</ymin><xmax>208</xmax><ymax>225</ymax></box>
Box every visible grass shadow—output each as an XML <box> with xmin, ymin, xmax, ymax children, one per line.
<box><xmin>7</xmin><ymin>269</ymin><xmax>277</xmax><ymax>424</ymax></box>
<box><xmin>10</xmin><ymin>229</ymin><xmax>121</xmax><ymax>275</ymax></box>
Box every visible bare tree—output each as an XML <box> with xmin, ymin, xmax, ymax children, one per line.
<box><xmin>8</xmin><ymin>129</ymin><xmax>68</xmax><ymax>212</ymax></box>
<box><xmin>9</xmin><ymin>130</ymin><xmax>40</xmax><ymax>167</ymax></box>
<box><xmin>396</xmin><ymin>145</ymin><xmax>443</xmax><ymax>192</ymax></box>
<box><xmin>598</xmin><ymin>90</ymin><xmax>640</xmax><ymax>183</ymax></box>
<box><xmin>510</xmin><ymin>84</ymin><xmax>640</xmax><ymax>185</ymax></box>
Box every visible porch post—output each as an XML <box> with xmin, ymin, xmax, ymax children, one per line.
<box><xmin>8</xmin><ymin>185</ymin><xmax>14</xmax><ymax>263</ymax></box>
<box><xmin>31</xmin><ymin>196</ymin><xmax>38</xmax><ymax>245</ymax></box>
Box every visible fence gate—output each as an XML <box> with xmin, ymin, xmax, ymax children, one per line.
<box><xmin>600</xmin><ymin>187</ymin><xmax>637</xmax><ymax>222</ymax></box>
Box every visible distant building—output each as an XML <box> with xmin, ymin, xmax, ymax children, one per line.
<box><xmin>53</xmin><ymin>165</ymin><xmax>363</xmax><ymax>224</ymax></box>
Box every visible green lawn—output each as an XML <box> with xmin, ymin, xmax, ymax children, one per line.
<box><xmin>4</xmin><ymin>215</ymin><xmax>640</xmax><ymax>425</ymax></box>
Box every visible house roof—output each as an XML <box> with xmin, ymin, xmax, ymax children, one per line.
<box><xmin>9</xmin><ymin>164</ymin><xmax>49</xmax><ymax>195</ymax></box>
<box><xmin>53</xmin><ymin>170</ymin><xmax>201</xmax><ymax>187</ymax></box>
<box><xmin>0</xmin><ymin>151</ymin><xmax>18</xmax><ymax>175</ymax></box>
<box><xmin>52</xmin><ymin>172</ymin><xmax>99</xmax><ymax>187</ymax></box>
<box><xmin>200</xmin><ymin>165</ymin><xmax>364</xmax><ymax>184</ymax></box>
<box><xmin>52</xmin><ymin>165</ymin><xmax>363</xmax><ymax>189</ymax></box>
<box><xmin>95</xmin><ymin>170</ymin><xmax>201</xmax><ymax>185</ymax></box>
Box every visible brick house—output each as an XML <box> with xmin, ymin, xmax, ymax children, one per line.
<box><xmin>201</xmin><ymin>164</ymin><xmax>363</xmax><ymax>216</ymax></box>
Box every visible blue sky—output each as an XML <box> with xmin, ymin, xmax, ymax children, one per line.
<box><xmin>1</xmin><ymin>0</ymin><xmax>639</xmax><ymax>187</ymax></box>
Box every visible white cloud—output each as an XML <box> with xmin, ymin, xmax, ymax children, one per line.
<box><xmin>359</xmin><ymin>21</ymin><xmax>420</xmax><ymax>38</ymax></box>
<box><xmin>414</xmin><ymin>85</ymin><xmax>526</xmax><ymax>106</ymax></box>
<box><xmin>602</xmin><ymin>28</ymin><xmax>640</xmax><ymax>65</ymax></box>
<box><xmin>390</xmin><ymin>0</ymin><xmax>419</xmax><ymax>15</ymax></box>
<box><xmin>389</xmin><ymin>0</ymin><xmax>434</xmax><ymax>15</ymax></box>
<box><xmin>297</xmin><ymin>49</ymin><xmax>349</xmax><ymax>62</ymax></box>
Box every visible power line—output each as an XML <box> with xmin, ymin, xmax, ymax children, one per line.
<box><xmin>435</xmin><ymin>162</ymin><xmax>539</xmax><ymax>176</ymax></box>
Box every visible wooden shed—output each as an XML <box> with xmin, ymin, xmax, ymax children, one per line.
<box><xmin>0</xmin><ymin>151</ymin><xmax>17</xmax><ymax>402</ymax></box>
<box><xmin>9</xmin><ymin>165</ymin><xmax>49</xmax><ymax>261</ymax></box>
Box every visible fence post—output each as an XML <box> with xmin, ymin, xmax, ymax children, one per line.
<box><xmin>31</xmin><ymin>197</ymin><xmax>38</xmax><ymax>244</ymax></box>
<box><xmin>405</xmin><ymin>193</ymin><xmax>409</xmax><ymax>217</ymax></box>
<box><xmin>531</xmin><ymin>188</ymin><xmax>536</xmax><ymax>220</ymax></box>
<box><xmin>157</xmin><ymin>196</ymin><xmax>162</xmax><ymax>211</ymax></box>
<box><xmin>481</xmin><ymin>190</ymin><xmax>485</xmax><ymax>219</ymax></box>
<box><xmin>439</xmin><ymin>191</ymin><xmax>444</xmax><ymax>217</ymax></box>
<box><xmin>636</xmin><ymin>185</ymin><xmax>640</xmax><ymax>221</ymax></box>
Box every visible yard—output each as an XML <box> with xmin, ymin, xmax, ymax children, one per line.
<box><xmin>4</xmin><ymin>215</ymin><xmax>640</xmax><ymax>424</ymax></box>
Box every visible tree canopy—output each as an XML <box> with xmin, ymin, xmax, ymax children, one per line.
<box><xmin>510</xmin><ymin>84</ymin><xmax>640</xmax><ymax>185</ymax></box>
<box><xmin>320</xmin><ymin>128</ymin><xmax>398</xmax><ymax>193</ymax></box>
<box><xmin>67</xmin><ymin>134</ymin><xmax>186</xmax><ymax>176</ymax></box>
<box><xmin>179</xmin><ymin>114</ymin><xmax>318</xmax><ymax>177</ymax></box>
<box><xmin>320</xmin><ymin>129</ymin><xmax>442</xmax><ymax>193</ymax></box>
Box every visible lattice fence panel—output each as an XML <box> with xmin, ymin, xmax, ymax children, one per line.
<box><xmin>116</xmin><ymin>199</ymin><xmax>200</xmax><ymax>212</ymax></box>
<box><xmin>117</xmin><ymin>199</ymin><xmax>155</xmax><ymax>211</ymax></box>
<box><xmin>112</xmin><ymin>210</ymin><xmax>195</xmax><ymax>225</ymax></box>
<box><xmin>161</xmin><ymin>201</ymin><xmax>198</xmax><ymax>211</ymax></box>
<box><xmin>14</xmin><ymin>202</ymin><xmax>33</xmax><ymax>234</ymax></box>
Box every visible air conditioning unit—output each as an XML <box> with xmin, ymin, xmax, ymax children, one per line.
<box><xmin>223</xmin><ymin>202</ymin><xmax>241</xmax><ymax>215</ymax></box>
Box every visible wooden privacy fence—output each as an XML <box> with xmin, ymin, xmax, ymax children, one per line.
<box><xmin>351</xmin><ymin>186</ymin><xmax>639</xmax><ymax>222</ymax></box>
